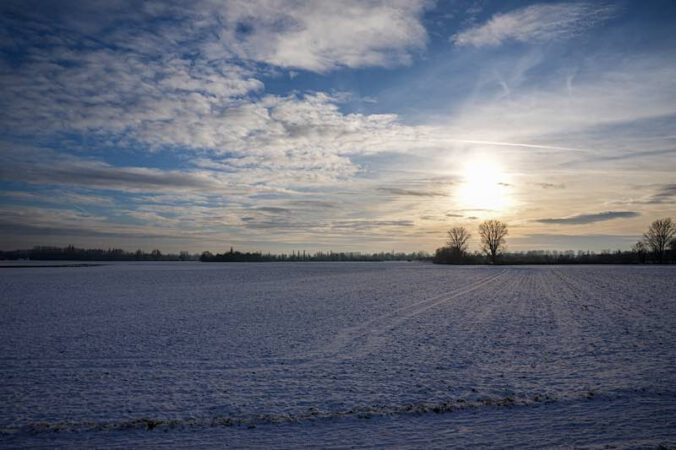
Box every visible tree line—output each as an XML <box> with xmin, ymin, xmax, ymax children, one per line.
<box><xmin>0</xmin><ymin>245</ymin><xmax>197</xmax><ymax>261</ymax></box>
<box><xmin>434</xmin><ymin>217</ymin><xmax>676</xmax><ymax>265</ymax></box>
<box><xmin>199</xmin><ymin>248</ymin><xmax>430</xmax><ymax>262</ymax></box>
<box><xmin>2</xmin><ymin>218</ymin><xmax>674</xmax><ymax>264</ymax></box>
<box><xmin>0</xmin><ymin>245</ymin><xmax>430</xmax><ymax>262</ymax></box>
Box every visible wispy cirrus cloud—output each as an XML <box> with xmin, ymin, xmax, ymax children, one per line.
<box><xmin>446</xmin><ymin>55</ymin><xmax>676</xmax><ymax>145</ymax></box>
<box><xmin>332</xmin><ymin>220</ymin><xmax>415</xmax><ymax>230</ymax></box>
<box><xmin>0</xmin><ymin>205</ymin><xmax>179</xmax><ymax>240</ymax></box>
<box><xmin>376</xmin><ymin>187</ymin><xmax>449</xmax><ymax>198</ymax></box>
<box><xmin>512</xmin><ymin>233</ymin><xmax>638</xmax><ymax>251</ymax></box>
<box><xmin>536</xmin><ymin>183</ymin><xmax>566</xmax><ymax>190</ymax></box>
<box><xmin>536</xmin><ymin>211</ymin><xmax>640</xmax><ymax>225</ymax></box>
<box><xmin>0</xmin><ymin>146</ymin><xmax>227</xmax><ymax>193</ymax></box>
<box><xmin>0</xmin><ymin>190</ymin><xmax>115</xmax><ymax>207</ymax></box>
<box><xmin>452</xmin><ymin>2</ymin><xmax>617</xmax><ymax>47</ymax></box>
<box><xmin>646</xmin><ymin>184</ymin><xmax>676</xmax><ymax>204</ymax></box>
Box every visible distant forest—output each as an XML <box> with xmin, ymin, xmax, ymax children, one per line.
<box><xmin>432</xmin><ymin>248</ymin><xmax>675</xmax><ymax>265</ymax></box>
<box><xmin>0</xmin><ymin>245</ymin><xmax>428</xmax><ymax>263</ymax></box>
<box><xmin>0</xmin><ymin>244</ymin><xmax>675</xmax><ymax>264</ymax></box>
<box><xmin>0</xmin><ymin>246</ymin><xmax>196</xmax><ymax>262</ymax></box>
<box><xmin>200</xmin><ymin>248</ymin><xmax>429</xmax><ymax>262</ymax></box>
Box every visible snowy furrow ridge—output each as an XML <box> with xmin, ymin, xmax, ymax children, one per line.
<box><xmin>2</xmin><ymin>387</ymin><xmax>673</xmax><ymax>435</ymax></box>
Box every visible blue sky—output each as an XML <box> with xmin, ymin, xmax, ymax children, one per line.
<box><xmin>1</xmin><ymin>0</ymin><xmax>675</xmax><ymax>253</ymax></box>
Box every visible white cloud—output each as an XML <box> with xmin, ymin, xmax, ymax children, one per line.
<box><xmin>2</xmin><ymin>0</ymin><xmax>429</xmax><ymax>73</ymax></box>
<box><xmin>0</xmin><ymin>1</ymin><xmax>429</xmax><ymax>185</ymax></box>
<box><xmin>452</xmin><ymin>2</ymin><xmax>616</xmax><ymax>47</ymax></box>
<box><xmin>206</xmin><ymin>0</ymin><xmax>429</xmax><ymax>72</ymax></box>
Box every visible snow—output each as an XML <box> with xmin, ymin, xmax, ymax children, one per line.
<box><xmin>1</xmin><ymin>263</ymin><xmax>675</xmax><ymax>448</ymax></box>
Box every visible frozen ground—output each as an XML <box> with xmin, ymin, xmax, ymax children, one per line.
<box><xmin>1</xmin><ymin>262</ymin><xmax>675</xmax><ymax>448</ymax></box>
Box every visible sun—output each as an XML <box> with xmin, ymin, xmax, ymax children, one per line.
<box><xmin>456</xmin><ymin>157</ymin><xmax>512</xmax><ymax>213</ymax></box>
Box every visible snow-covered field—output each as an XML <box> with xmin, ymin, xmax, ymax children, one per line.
<box><xmin>1</xmin><ymin>262</ymin><xmax>675</xmax><ymax>448</ymax></box>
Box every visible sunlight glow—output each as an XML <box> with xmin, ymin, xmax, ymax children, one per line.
<box><xmin>456</xmin><ymin>157</ymin><xmax>513</xmax><ymax>214</ymax></box>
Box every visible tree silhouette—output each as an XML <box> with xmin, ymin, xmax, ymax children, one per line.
<box><xmin>643</xmin><ymin>217</ymin><xmax>675</xmax><ymax>264</ymax></box>
<box><xmin>632</xmin><ymin>240</ymin><xmax>647</xmax><ymax>264</ymax></box>
<box><xmin>479</xmin><ymin>219</ymin><xmax>508</xmax><ymax>264</ymax></box>
<box><xmin>447</xmin><ymin>226</ymin><xmax>471</xmax><ymax>257</ymax></box>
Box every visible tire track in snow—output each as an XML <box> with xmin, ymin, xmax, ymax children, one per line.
<box><xmin>241</xmin><ymin>269</ymin><xmax>508</xmax><ymax>369</ymax></box>
<box><xmin>433</xmin><ymin>270</ymin><xmax>536</xmax><ymax>384</ymax></box>
<box><xmin>315</xmin><ymin>269</ymin><xmax>508</xmax><ymax>362</ymax></box>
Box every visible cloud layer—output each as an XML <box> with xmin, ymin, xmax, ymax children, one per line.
<box><xmin>536</xmin><ymin>211</ymin><xmax>640</xmax><ymax>225</ymax></box>
<box><xmin>452</xmin><ymin>2</ymin><xmax>616</xmax><ymax>47</ymax></box>
<box><xmin>0</xmin><ymin>1</ymin><xmax>674</xmax><ymax>252</ymax></box>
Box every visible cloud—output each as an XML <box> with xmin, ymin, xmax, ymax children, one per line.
<box><xmin>1</xmin><ymin>0</ymin><xmax>428</xmax><ymax>73</ymax></box>
<box><xmin>0</xmin><ymin>1</ymin><xmax>429</xmax><ymax>187</ymax></box>
<box><xmin>512</xmin><ymin>233</ymin><xmax>639</xmax><ymax>251</ymax></box>
<box><xmin>0</xmin><ymin>205</ymin><xmax>180</xmax><ymax>240</ymax></box>
<box><xmin>0</xmin><ymin>147</ymin><xmax>226</xmax><ymax>193</ymax></box>
<box><xmin>240</xmin><ymin>219</ymin><xmax>315</xmax><ymax>230</ymax></box>
<box><xmin>2</xmin><ymin>0</ymin><xmax>670</xmax><ymax>197</ymax></box>
<box><xmin>255</xmin><ymin>207</ymin><xmax>291</xmax><ymax>214</ymax></box>
<box><xmin>217</xmin><ymin>0</ymin><xmax>429</xmax><ymax>72</ymax></box>
<box><xmin>332</xmin><ymin>220</ymin><xmax>415</xmax><ymax>230</ymax></box>
<box><xmin>285</xmin><ymin>200</ymin><xmax>337</xmax><ymax>209</ymax></box>
<box><xmin>536</xmin><ymin>211</ymin><xmax>640</xmax><ymax>225</ymax></box>
<box><xmin>445</xmin><ymin>56</ymin><xmax>676</xmax><ymax>145</ymax></box>
<box><xmin>0</xmin><ymin>1</ymin><xmax>673</xmax><ymax>253</ymax></box>
<box><xmin>452</xmin><ymin>2</ymin><xmax>617</xmax><ymax>47</ymax></box>
<box><xmin>581</xmin><ymin>147</ymin><xmax>676</xmax><ymax>164</ymax></box>
<box><xmin>536</xmin><ymin>183</ymin><xmax>566</xmax><ymax>190</ymax></box>
<box><xmin>1</xmin><ymin>190</ymin><xmax>115</xmax><ymax>206</ymax></box>
<box><xmin>646</xmin><ymin>184</ymin><xmax>676</xmax><ymax>204</ymax></box>
<box><xmin>377</xmin><ymin>187</ymin><xmax>448</xmax><ymax>197</ymax></box>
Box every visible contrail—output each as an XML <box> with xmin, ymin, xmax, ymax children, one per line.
<box><xmin>446</xmin><ymin>138</ymin><xmax>587</xmax><ymax>152</ymax></box>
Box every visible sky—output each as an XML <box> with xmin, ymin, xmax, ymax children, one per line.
<box><xmin>1</xmin><ymin>0</ymin><xmax>675</xmax><ymax>253</ymax></box>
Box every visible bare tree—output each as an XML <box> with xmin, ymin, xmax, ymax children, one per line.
<box><xmin>632</xmin><ymin>240</ymin><xmax>648</xmax><ymax>264</ymax></box>
<box><xmin>447</xmin><ymin>226</ymin><xmax>471</xmax><ymax>257</ymax></box>
<box><xmin>479</xmin><ymin>220</ymin><xmax>508</xmax><ymax>264</ymax></box>
<box><xmin>643</xmin><ymin>217</ymin><xmax>675</xmax><ymax>263</ymax></box>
